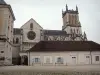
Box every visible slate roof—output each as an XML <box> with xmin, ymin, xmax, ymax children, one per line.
<box><xmin>43</xmin><ymin>30</ymin><xmax>67</xmax><ymax>35</ymax></box>
<box><xmin>0</xmin><ymin>0</ymin><xmax>6</xmax><ymax>5</ymax></box>
<box><xmin>13</xmin><ymin>28</ymin><xmax>21</xmax><ymax>35</ymax></box>
<box><xmin>27</xmin><ymin>41</ymin><xmax>100</xmax><ymax>52</ymax></box>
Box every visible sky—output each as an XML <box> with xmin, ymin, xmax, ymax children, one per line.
<box><xmin>5</xmin><ymin>0</ymin><xmax>100</xmax><ymax>43</ymax></box>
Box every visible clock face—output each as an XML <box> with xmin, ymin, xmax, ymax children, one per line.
<box><xmin>27</xmin><ymin>31</ymin><xmax>36</xmax><ymax>40</ymax></box>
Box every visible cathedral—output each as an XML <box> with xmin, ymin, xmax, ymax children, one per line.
<box><xmin>0</xmin><ymin>0</ymin><xmax>100</xmax><ymax>66</ymax></box>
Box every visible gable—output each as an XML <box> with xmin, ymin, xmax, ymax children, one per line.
<box><xmin>21</xmin><ymin>18</ymin><xmax>43</xmax><ymax>30</ymax></box>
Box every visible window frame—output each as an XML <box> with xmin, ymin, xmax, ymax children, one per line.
<box><xmin>30</xmin><ymin>23</ymin><xmax>33</xmax><ymax>30</ymax></box>
<box><xmin>95</xmin><ymin>56</ymin><xmax>99</xmax><ymax>61</ymax></box>
<box><xmin>56</xmin><ymin>57</ymin><xmax>63</xmax><ymax>64</ymax></box>
<box><xmin>34</xmin><ymin>58</ymin><xmax>40</xmax><ymax>63</ymax></box>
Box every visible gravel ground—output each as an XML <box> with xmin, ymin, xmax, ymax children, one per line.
<box><xmin>0</xmin><ymin>65</ymin><xmax>100</xmax><ymax>72</ymax></box>
<box><xmin>0</xmin><ymin>65</ymin><xmax>100</xmax><ymax>75</ymax></box>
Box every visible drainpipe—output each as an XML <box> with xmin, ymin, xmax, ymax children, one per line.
<box><xmin>29</xmin><ymin>52</ymin><xmax>30</xmax><ymax>66</ymax></box>
<box><xmin>90</xmin><ymin>50</ymin><xmax>92</xmax><ymax>64</ymax></box>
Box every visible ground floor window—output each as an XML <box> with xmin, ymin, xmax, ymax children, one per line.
<box><xmin>86</xmin><ymin>56</ymin><xmax>90</xmax><ymax>58</ymax></box>
<box><xmin>46</xmin><ymin>57</ymin><xmax>50</xmax><ymax>63</ymax></box>
<box><xmin>95</xmin><ymin>56</ymin><xmax>99</xmax><ymax>61</ymax></box>
<box><xmin>72</xmin><ymin>57</ymin><xmax>76</xmax><ymax>59</ymax></box>
<box><xmin>57</xmin><ymin>57</ymin><xmax>63</xmax><ymax>63</ymax></box>
<box><xmin>34</xmin><ymin>58</ymin><xmax>40</xmax><ymax>63</ymax></box>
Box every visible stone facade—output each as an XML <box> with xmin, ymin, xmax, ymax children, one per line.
<box><xmin>0</xmin><ymin>0</ymin><xmax>15</xmax><ymax>65</ymax></box>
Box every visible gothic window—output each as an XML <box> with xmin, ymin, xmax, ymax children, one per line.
<box><xmin>27</xmin><ymin>31</ymin><xmax>36</xmax><ymax>40</ymax></box>
<box><xmin>16</xmin><ymin>38</ymin><xmax>19</xmax><ymax>44</ymax></box>
<box><xmin>75</xmin><ymin>15</ymin><xmax>77</xmax><ymax>24</ymax></box>
<box><xmin>69</xmin><ymin>15</ymin><xmax>71</xmax><ymax>24</ymax></box>
<box><xmin>74</xmin><ymin>29</ymin><xmax>75</xmax><ymax>33</ymax></box>
<box><xmin>70</xmin><ymin>29</ymin><xmax>72</xmax><ymax>33</ymax></box>
<box><xmin>77</xmin><ymin>29</ymin><xmax>78</xmax><ymax>33</ymax></box>
<box><xmin>95</xmin><ymin>56</ymin><xmax>99</xmax><ymax>61</ymax></box>
<box><xmin>72</xmin><ymin>15</ymin><xmax>74</xmax><ymax>24</ymax></box>
<box><xmin>30</xmin><ymin>23</ymin><xmax>33</xmax><ymax>30</ymax></box>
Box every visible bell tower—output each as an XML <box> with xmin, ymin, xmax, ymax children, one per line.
<box><xmin>62</xmin><ymin>4</ymin><xmax>87</xmax><ymax>41</ymax></box>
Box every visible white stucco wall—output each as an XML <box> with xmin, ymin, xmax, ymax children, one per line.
<box><xmin>28</xmin><ymin>51</ymin><xmax>100</xmax><ymax>66</ymax></box>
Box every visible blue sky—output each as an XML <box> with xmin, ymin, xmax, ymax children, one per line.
<box><xmin>5</xmin><ymin>0</ymin><xmax>100</xmax><ymax>43</ymax></box>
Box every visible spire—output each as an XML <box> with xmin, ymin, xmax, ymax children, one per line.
<box><xmin>76</xmin><ymin>5</ymin><xmax>78</xmax><ymax>11</ymax></box>
<box><xmin>0</xmin><ymin>0</ymin><xmax>6</xmax><ymax>5</ymax></box>
<box><xmin>66</xmin><ymin>4</ymin><xmax>68</xmax><ymax>11</ymax></box>
<box><xmin>83</xmin><ymin>31</ymin><xmax>87</xmax><ymax>41</ymax></box>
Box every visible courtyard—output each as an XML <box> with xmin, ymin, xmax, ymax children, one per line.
<box><xmin>0</xmin><ymin>65</ymin><xmax>100</xmax><ymax>75</ymax></box>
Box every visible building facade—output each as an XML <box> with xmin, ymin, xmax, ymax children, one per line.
<box><xmin>28</xmin><ymin>41</ymin><xmax>100</xmax><ymax>66</ymax></box>
<box><xmin>0</xmin><ymin>0</ymin><xmax>99</xmax><ymax>66</ymax></box>
<box><xmin>0</xmin><ymin>0</ymin><xmax>15</xmax><ymax>65</ymax></box>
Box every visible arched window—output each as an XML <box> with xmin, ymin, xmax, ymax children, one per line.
<box><xmin>30</xmin><ymin>23</ymin><xmax>33</xmax><ymax>30</ymax></box>
<box><xmin>16</xmin><ymin>38</ymin><xmax>19</xmax><ymax>44</ymax></box>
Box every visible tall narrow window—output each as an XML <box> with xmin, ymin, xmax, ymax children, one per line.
<box><xmin>74</xmin><ymin>29</ymin><xmax>75</xmax><ymax>33</ymax></box>
<box><xmin>70</xmin><ymin>29</ymin><xmax>72</xmax><ymax>33</ymax></box>
<box><xmin>75</xmin><ymin>15</ymin><xmax>77</xmax><ymax>24</ymax></box>
<box><xmin>16</xmin><ymin>38</ymin><xmax>19</xmax><ymax>44</ymax></box>
<box><xmin>13</xmin><ymin>38</ymin><xmax>15</xmax><ymax>44</ymax></box>
<box><xmin>95</xmin><ymin>56</ymin><xmax>99</xmax><ymax>61</ymax></box>
<box><xmin>77</xmin><ymin>29</ymin><xmax>78</xmax><ymax>33</ymax></box>
<box><xmin>30</xmin><ymin>23</ymin><xmax>33</xmax><ymax>30</ymax></box>
<box><xmin>69</xmin><ymin>15</ymin><xmax>71</xmax><ymax>24</ymax></box>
